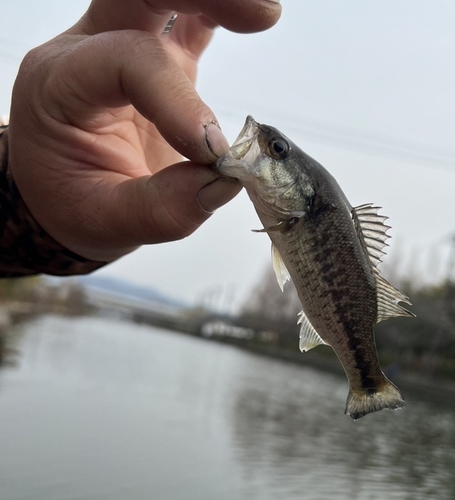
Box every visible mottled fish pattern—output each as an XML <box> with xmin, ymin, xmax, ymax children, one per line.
<box><xmin>216</xmin><ymin>116</ymin><xmax>414</xmax><ymax>420</ymax></box>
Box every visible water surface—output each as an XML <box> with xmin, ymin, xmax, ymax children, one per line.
<box><xmin>1</xmin><ymin>315</ymin><xmax>454</xmax><ymax>499</ymax></box>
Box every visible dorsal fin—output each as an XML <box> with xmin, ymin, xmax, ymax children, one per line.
<box><xmin>375</xmin><ymin>275</ymin><xmax>415</xmax><ymax>321</ymax></box>
<box><xmin>271</xmin><ymin>243</ymin><xmax>290</xmax><ymax>292</ymax></box>
<box><xmin>298</xmin><ymin>311</ymin><xmax>329</xmax><ymax>352</ymax></box>
<box><xmin>353</xmin><ymin>204</ymin><xmax>391</xmax><ymax>268</ymax></box>
<box><xmin>353</xmin><ymin>204</ymin><xmax>414</xmax><ymax>322</ymax></box>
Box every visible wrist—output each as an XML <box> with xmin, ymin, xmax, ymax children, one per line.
<box><xmin>0</xmin><ymin>125</ymin><xmax>107</xmax><ymax>277</ymax></box>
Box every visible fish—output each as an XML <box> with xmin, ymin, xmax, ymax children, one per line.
<box><xmin>215</xmin><ymin>116</ymin><xmax>414</xmax><ymax>420</ymax></box>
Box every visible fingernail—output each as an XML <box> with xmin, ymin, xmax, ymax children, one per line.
<box><xmin>197</xmin><ymin>177</ymin><xmax>242</xmax><ymax>213</ymax></box>
<box><xmin>265</xmin><ymin>0</ymin><xmax>281</xmax><ymax>3</ymax></box>
<box><xmin>205</xmin><ymin>122</ymin><xmax>230</xmax><ymax>158</ymax></box>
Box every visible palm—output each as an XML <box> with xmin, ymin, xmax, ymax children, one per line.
<box><xmin>93</xmin><ymin>106</ymin><xmax>183</xmax><ymax>179</ymax></box>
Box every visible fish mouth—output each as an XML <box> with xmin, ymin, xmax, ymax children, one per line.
<box><xmin>229</xmin><ymin>115</ymin><xmax>260</xmax><ymax>160</ymax></box>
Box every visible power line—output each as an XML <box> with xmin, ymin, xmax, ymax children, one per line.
<box><xmin>1</xmin><ymin>35</ymin><xmax>453</xmax><ymax>173</ymax></box>
<box><xmin>213</xmin><ymin>101</ymin><xmax>455</xmax><ymax>173</ymax></box>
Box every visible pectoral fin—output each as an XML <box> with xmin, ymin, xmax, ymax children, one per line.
<box><xmin>298</xmin><ymin>311</ymin><xmax>328</xmax><ymax>352</ymax></box>
<box><xmin>252</xmin><ymin>221</ymin><xmax>288</xmax><ymax>233</ymax></box>
<box><xmin>252</xmin><ymin>211</ymin><xmax>305</xmax><ymax>233</ymax></box>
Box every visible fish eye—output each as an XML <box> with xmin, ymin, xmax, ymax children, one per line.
<box><xmin>268</xmin><ymin>138</ymin><xmax>289</xmax><ymax>159</ymax></box>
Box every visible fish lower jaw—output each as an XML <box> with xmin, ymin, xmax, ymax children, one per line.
<box><xmin>216</xmin><ymin>157</ymin><xmax>250</xmax><ymax>181</ymax></box>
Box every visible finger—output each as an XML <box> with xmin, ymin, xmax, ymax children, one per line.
<box><xmin>111</xmin><ymin>163</ymin><xmax>242</xmax><ymax>246</ymax></box>
<box><xmin>75</xmin><ymin>0</ymin><xmax>174</xmax><ymax>35</ymax></box>
<box><xmin>162</xmin><ymin>15</ymin><xmax>216</xmax><ymax>83</ymax></box>
<box><xmin>68</xmin><ymin>164</ymin><xmax>242</xmax><ymax>260</ymax></box>
<box><xmin>186</xmin><ymin>0</ymin><xmax>282</xmax><ymax>34</ymax></box>
<box><xmin>141</xmin><ymin>0</ymin><xmax>283</xmax><ymax>34</ymax></box>
<box><xmin>166</xmin><ymin>14</ymin><xmax>215</xmax><ymax>62</ymax></box>
<box><xmin>75</xmin><ymin>0</ymin><xmax>281</xmax><ymax>35</ymax></box>
<box><xmin>46</xmin><ymin>31</ymin><xmax>229</xmax><ymax>163</ymax></box>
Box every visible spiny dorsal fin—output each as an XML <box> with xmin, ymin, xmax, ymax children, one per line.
<box><xmin>298</xmin><ymin>311</ymin><xmax>329</xmax><ymax>352</ymax></box>
<box><xmin>353</xmin><ymin>204</ymin><xmax>414</xmax><ymax>322</ymax></box>
<box><xmin>271</xmin><ymin>243</ymin><xmax>290</xmax><ymax>292</ymax></box>
<box><xmin>353</xmin><ymin>204</ymin><xmax>391</xmax><ymax>268</ymax></box>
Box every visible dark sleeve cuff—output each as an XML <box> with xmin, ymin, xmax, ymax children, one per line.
<box><xmin>0</xmin><ymin>126</ymin><xmax>107</xmax><ymax>277</ymax></box>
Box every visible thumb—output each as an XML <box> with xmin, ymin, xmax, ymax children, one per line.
<box><xmin>76</xmin><ymin>164</ymin><xmax>241</xmax><ymax>261</ymax></box>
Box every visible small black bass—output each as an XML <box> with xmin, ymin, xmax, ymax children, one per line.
<box><xmin>215</xmin><ymin>116</ymin><xmax>414</xmax><ymax>420</ymax></box>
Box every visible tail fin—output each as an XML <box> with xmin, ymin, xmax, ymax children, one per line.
<box><xmin>345</xmin><ymin>377</ymin><xmax>405</xmax><ymax>420</ymax></box>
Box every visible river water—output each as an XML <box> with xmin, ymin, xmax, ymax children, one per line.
<box><xmin>0</xmin><ymin>315</ymin><xmax>454</xmax><ymax>500</ymax></box>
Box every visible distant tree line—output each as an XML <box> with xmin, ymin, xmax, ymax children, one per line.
<box><xmin>238</xmin><ymin>265</ymin><xmax>455</xmax><ymax>380</ymax></box>
<box><xmin>0</xmin><ymin>276</ymin><xmax>92</xmax><ymax>315</ymax></box>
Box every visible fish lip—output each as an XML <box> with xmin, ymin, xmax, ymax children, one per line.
<box><xmin>229</xmin><ymin>115</ymin><xmax>260</xmax><ymax>160</ymax></box>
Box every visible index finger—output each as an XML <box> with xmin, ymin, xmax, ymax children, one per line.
<box><xmin>75</xmin><ymin>0</ymin><xmax>281</xmax><ymax>35</ymax></box>
<box><xmin>41</xmin><ymin>31</ymin><xmax>228</xmax><ymax>164</ymax></box>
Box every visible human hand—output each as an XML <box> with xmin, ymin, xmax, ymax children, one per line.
<box><xmin>8</xmin><ymin>0</ymin><xmax>281</xmax><ymax>262</ymax></box>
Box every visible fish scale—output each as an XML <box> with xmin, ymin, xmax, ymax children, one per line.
<box><xmin>276</xmin><ymin>211</ymin><xmax>385</xmax><ymax>394</ymax></box>
<box><xmin>216</xmin><ymin>116</ymin><xmax>414</xmax><ymax>419</ymax></box>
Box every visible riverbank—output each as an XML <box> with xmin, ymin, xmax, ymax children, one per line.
<box><xmin>0</xmin><ymin>299</ymin><xmax>91</xmax><ymax>366</ymax></box>
<box><xmin>3</xmin><ymin>308</ymin><xmax>455</xmax><ymax>409</ymax></box>
<box><xmin>198</xmin><ymin>334</ymin><xmax>455</xmax><ymax>409</ymax></box>
<box><xmin>0</xmin><ymin>302</ymin><xmax>36</xmax><ymax>366</ymax></box>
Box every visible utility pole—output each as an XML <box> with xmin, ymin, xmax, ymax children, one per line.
<box><xmin>426</xmin><ymin>233</ymin><xmax>455</xmax><ymax>377</ymax></box>
<box><xmin>446</xmin><ymin>233</ymin><xmax>455</xmax><ymax>285</ymax></box>
<box><xmin>444</xmin><ymin>234</ymin><xmax>455</xmax><ymax>323</ymax></box>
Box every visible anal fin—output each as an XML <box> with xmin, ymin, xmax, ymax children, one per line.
<box><xmin>298</xmin><ymin>311</ymin><xmax>328</xmax><ymax>352</ymax></box>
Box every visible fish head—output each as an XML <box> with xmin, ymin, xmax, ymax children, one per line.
<box><xmin>216</xmin><ymin>116</ymin><xmax>315</xmax><ymax>219</ymax></box>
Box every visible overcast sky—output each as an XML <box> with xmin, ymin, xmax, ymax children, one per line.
<box><xmin>1</xmin><ymin>1</ymin><xmax>455</xmax><ymax>312</ymax></box>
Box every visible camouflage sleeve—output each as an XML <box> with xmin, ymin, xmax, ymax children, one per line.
<box><xmin>0</xmin><ymin>125</ymin><xmax>107</xmax><ymax>277</ymax></box>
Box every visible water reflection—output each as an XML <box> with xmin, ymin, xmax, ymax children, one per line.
<box><xmin>229</xmin><ymin>354</ymin><xmax>455</xmax><ymax>499</ymax></box>
<box><xmin>1</xmin><ymin>315</ymin><xmax>455</xmax><ymax>500</ymax></box>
